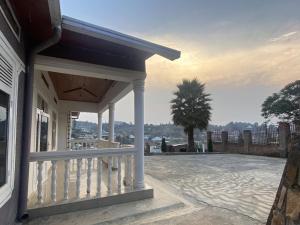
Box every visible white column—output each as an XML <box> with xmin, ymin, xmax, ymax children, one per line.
<box><xmin>108</xmin><ymin>103</ymin><xmax>115</xmax><ymax>142</ymax></box>
<box><xmin>133</xmin><ymin>79</ymin><xmax>145</xmax><ymax>189</ymax></box>
<box><xmin>57</xmin><ymin>111</ymin><xmax>68</xmax><ymax>151</ymax></box>
<box><xmin>51</xmin><ymin>160</ymin><xmax>57</xmax><ymax>203</ymax></box>
<box><xmin>97</xmin><ymin>112</ymin><xmax>103</xmax><ymax>139</ymax></box>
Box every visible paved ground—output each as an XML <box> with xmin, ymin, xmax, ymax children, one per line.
<box><xmin>145</xmin><ymin>154</ymin><xmax>286</xmax><ymax>224</ymax></box>
<box><xmin>27</xmin><ymin>154</ymin><xmax>286</xmax><ymax>225</ymax></box>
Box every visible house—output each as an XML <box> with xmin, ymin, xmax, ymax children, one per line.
<box><xmin>0</xmin><ymin>0</ymin><xmax>180</xmax><ymax>224</ymax></box>
<box><xmin>151</xmin><ymin>136</ymin><xmax>163</xmax><ymax>142</ymax></box>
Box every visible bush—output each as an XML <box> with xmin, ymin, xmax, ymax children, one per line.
<box><xmin>161</xmin><ymin>138</ymin><xmax>167</xmax><ymax>152</ymax></box>
<box><xmin>208</xmin><ymin>139</ymin><xmax>213</xmax><ymax>152</ymax></box>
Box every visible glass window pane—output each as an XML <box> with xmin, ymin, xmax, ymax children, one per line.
<box><xmin>35</xmin><ymin>113</ymin><xmax>40</xmax><ymax>152</ymax></box>
<box><xmin>40</xmin><ymin>115</ymin><xmax>48</xmax><ymax>152</ymax></box>
<box><xmin>37</xmin><ymin>95</ymin><xmax>48</xmax><ymax>113</ymax></box>
<box><xmin>0</xmin><ymin>90</ymin><xmax>9</xmax><ymax>187</ymax></box>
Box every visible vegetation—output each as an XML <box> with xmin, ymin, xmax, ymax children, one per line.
<box><xmin>262</xmin><ymin>80</ymin><xmax>300</xmax><ymax>123</ymax></box>
<box><xmin>171</xmin><ymin>79</ymin><xmax>212</xmax><ymax>152</ymax></box>
<box><xmin>73</xmin><ymin>120</ymin><xmax>266</xmax><ymax>145</ymax></box>
<box><xmin>207</xmin><ymin>139</ymin><xmax>213</xmax><ymax>152</ymax></box>
<box><xmin>161</xmin><ymin>137</ymin><xmax>167</xmax><ymax>152</ymax></box>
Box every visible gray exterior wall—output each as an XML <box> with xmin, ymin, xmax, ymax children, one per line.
<box><xmin>0</xmin><ymin>2</ymin><xmax>26</xmax><ymax>224</ymax></box>
<box><xmin>0</xmin><ymin>73</ymin><xmax>25</xmax><ymax>225</ymax></box>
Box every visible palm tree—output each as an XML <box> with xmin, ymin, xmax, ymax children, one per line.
<box><xmin>171</xmin><ymin>79</ymin><xmax>212</xmax><ymax>152</ymax></box>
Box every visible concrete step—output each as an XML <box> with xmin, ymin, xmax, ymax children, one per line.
<box><xmin>26</xmin><ymin>177</ymin><xmax>185</xmax><ymax>225</ymax></box>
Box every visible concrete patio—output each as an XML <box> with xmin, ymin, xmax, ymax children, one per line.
<box><xmin>26</xmin><ymin>154</ymin><xmax>286</xmax><ymax>225</ymax></box>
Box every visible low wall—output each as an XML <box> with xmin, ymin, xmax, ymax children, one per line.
<box><xmin>248</xmin><ymin>144</ymin><xmax>281</xmax><ymax>157</ymax></box>
<box><xmin>208</xmin><ymin>123</ymin><xmax>291</xmax><ymax>158</ymax></box>
<box><xmin>97</xmin><ymin>140</ymin><xmax>120</xmax><ymax>148</ymax></box>
<box><xmin>167</xmin><ymin>144</ymin><xmax>187</xmax><ymax>152</ymax></box>
<box><xmin>212</xmin><ymin>142</ymin><xmax>281</xmax><ymax>157</ymax></box>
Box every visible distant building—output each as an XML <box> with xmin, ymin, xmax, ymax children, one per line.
<box><xmin>152</xmin><ymin>136</ymin><xmax>162</xmax><ymax>142</ymax></box>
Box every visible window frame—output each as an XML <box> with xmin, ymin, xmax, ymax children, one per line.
<box><xmin>35</xmin><ymin>109</ymin><xmax>50</xmax><ymax>152</ymax></box>
<box><xmin>0</xmin><ymin>0</ymin><xmax>21</xmax><ymax>42</ymax></box>
<box><xmin>0</xmin><ymin>30</ymin><xmax>24</xmax><ymax>207</ymax></box>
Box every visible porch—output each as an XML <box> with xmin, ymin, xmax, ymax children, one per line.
<box><xmin>19</xmin><ymin>15</ymin><xmax>179</xmax><ymax>219</ymax></box>
<box><xmin>26</xmin><ymin>56</ymin><xmax>149</xmax><ymax>216</ymax></box>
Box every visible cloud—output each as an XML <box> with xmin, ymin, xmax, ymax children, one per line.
<box><xmin>270</xmin><ymin>31</ymin><xmax>298</xmax><ymax>42</ymax></box>
<box><xmin>144</xmin><ymin>34</ymin><xmax>300</xmax><ymax>90</ymax></box>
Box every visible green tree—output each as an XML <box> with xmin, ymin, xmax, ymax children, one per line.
<box><xmin>161</xmin><ymin>137</ymin><xmax>167</xmax><ymax>152</ymax></box>
<box><xmin>262</xmin><ymin>80</ymin><xmax>300</xmax><ymax>122</ymax></box>
<box><xmin>207</xmin><ymin>139</ymin><xmax>213</xmax><ymax>152</ymax></box>
<box><xmin>171</xmin><ymin>79</ymin><xmax>212</xmax><ymax>152</ymax></box>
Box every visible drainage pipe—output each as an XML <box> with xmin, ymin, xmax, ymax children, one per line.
<box><xmin>17</xmin><ymin>26</ymin><xmax>62</xmax><ymax>221</ymax></box>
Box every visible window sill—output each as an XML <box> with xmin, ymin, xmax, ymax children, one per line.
<box><xmin>0</xmin><ymin>183</ymin><xmax>13</xmax><ymax>208</ymax></box>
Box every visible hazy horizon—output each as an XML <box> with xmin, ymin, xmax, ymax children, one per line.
<box><xmin>61</xmin><ymin>0</ymin><xmax>300</xmax><ymax>125</ymax></box>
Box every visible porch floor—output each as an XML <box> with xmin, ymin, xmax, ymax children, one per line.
<box><xmin>25</xmin><ymin>175</ymin><xmax>185</xmax><ymax>225</ymax></box>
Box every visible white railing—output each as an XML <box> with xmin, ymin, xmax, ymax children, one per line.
<box><xmin>28</xmin><ymin>147</ymin><xmax>135</xmax><ymax>207</ymax></box>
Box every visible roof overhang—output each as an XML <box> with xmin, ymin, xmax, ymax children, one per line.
<box><xmin>9</xmin><ymin>1</ymin><xmax>180</xmax><ymax>63</ymax></box>
<box><xmin>62</xmin><ymin>16</ymin><xmax>180</xmax><ymax>61</ymax></box>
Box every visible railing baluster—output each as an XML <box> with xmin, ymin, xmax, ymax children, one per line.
<box><xmin>29</xmin><ymin>147</ymin><xmax>135</xmax><ymax>206</ymax></box>
<box><xmin>64</xmin><ymin>159</ymin><xmax>70</xmax><ymax>200</ymax></box>
<box><xmin>76</xmin><ymin>158</ymin><xmax>82</xmax><ymax>199</ymax></box>
<box><xmin>37</xmin><ymin>161</ymin><xmax>43</xmax><ymax>205</ymax></box>
<box><xmin>128</xmin><ymin>155</ymin><xmax>132</xmax><ymax>187</ymax></box>
<box><xmin>93</xmin><ymin>158</ymin><xmax>96</xmax><ymax>170</ymax></box>
<box><xmin>72</xmin><ymin>159</ymin><xmax>75</xmax><ymax>172</ymax></box>
<box><xmin>124</xmin><ymin>155</ymin><xmax>132</xmax><ymax>187</ymax></box>
<box><xmin>117</xmin><ymin>156</ymin><xmax>122</xmax><ymax>193</ymax></box>
<box><xmin>51</xmin><ymin>160</ymin><xmax>57</xmax><ymax>203</ymax></box>
<box><xmin>87</xmin><ymin>158</ymin><xmax>92</xmax><ymax>197</ymax></box>
<box><xmin>108</xmin><ymin>156</ymin><xmax>112</xmax><ymax>195</ymax></box>
<box><xmin>96</xmin><ymin>157</ymin><xmax>102</xmax><ymax>197</ymax></box>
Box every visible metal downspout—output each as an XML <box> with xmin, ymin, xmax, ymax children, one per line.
<box><xmin>17</xmin><ymin>26</ymin><xmax>62</xmax><ymax>221</ymax></box>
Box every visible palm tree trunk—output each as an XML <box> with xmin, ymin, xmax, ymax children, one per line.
<box><xmin>187</xmin><ymin>128</ymin><xmax>195</xmax><ymax>152</ymax></box>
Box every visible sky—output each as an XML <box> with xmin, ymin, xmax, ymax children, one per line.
<box><xmin>61</xmin><ymin>0</ymin><xmax>300</xmax><ymax>125</ymax></box>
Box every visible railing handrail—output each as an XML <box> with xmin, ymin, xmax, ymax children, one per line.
<box><xmin>29</xmin><ymin>147</ymin><xmax>136</xmax><ymax>162</ymax></box>
<box><xmin>70</xmin><ymin>138</ymin><xmax>119</xmax><ymax>144</ymax></box>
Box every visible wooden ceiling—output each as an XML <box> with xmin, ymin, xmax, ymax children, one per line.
<box><xmin>41</xmin><ymin>29</ymin><xmax>147</xmax><ymax>72</ymax></box>
<box><xmin>49</xmin><ymin>72</ymin><xmax>114</xmax><ymax>103</ymax></box>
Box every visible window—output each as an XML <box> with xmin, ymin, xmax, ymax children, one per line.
<box><xmin>37</xmin><ymin>95</ymin><xmax>48</xmax><ymax>113</ymax></box>
<box><xmin>36</xmin><ymin>95</ymin><xmax>49</xmax><ymax>152</ymax></box>
<box><xmin>36</xmin><ymin>109</ymin><xmax>49</xmax><ymax>152</ymax></box>
<box><xmin>0</xmin><ymin>31</ymin><xmax>23</xmax><ymax>207</ymax></box>
<box><xmin>0</xmin><ymin>90</ymin><xmax>9</xmax><ymax>187</ymax></box>
<box><xmin>0</xmin><ymin>0</ymin><xmax>21</xmax><ymax>41</ymax></box>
